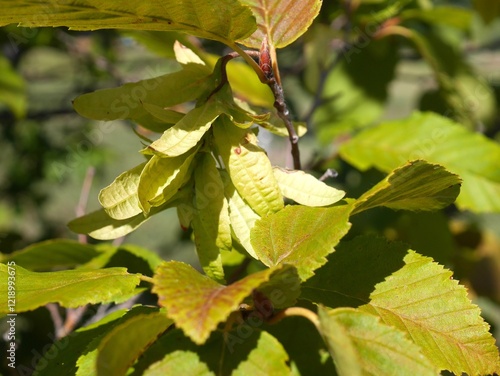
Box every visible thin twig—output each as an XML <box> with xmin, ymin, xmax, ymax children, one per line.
<box><xmin>267</xmin><ymin>306</ymin><xmax>320</xmax><ymax>330</ymax></box>
<box><xmin>46</xmin><ymin>304</ymin><xmax>65</xmax><ymax>339</ymax></box>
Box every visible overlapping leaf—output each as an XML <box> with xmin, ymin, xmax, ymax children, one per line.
<box><xmin>191</xmin><ymin>153</ymin><xmax>231</xmax><ymax>283</ymax></box>
<box><xmin>96</xmin><ymin>312</ymin><xmax>173</xmax><ymax>376</ymax></box>
<box><xmin>361</xmin><ymin>251</ymin><xmax>500</xmax><ymax>375</ymax></box>
<box><xmin>214</xmin><ymin>116</ymin><xmax>284</xmax><ymax>217</ymax></box>
<box><xmin>138</xmin><ymin>147</ymin><xmax>197</xmax><ymax>214</ymax></box>
<box><xmin>251</xmin><ymin>204</ymin><xmax>352</xmax><ymax>281</ymax></box>
<box><xmin>273</xmin><ymin>167</ymin><xmax>345</xmax><ymax>207</ymax></box>
<box><xmin>318</xmin><ymin>307</ymin><xmax>438</xmax><ymax>375</ymax></box>
<box><xmin>0</xmin><ymin>0</ymin><xmax>257</xmax><ymax>44</ymax></box>
<box><xmin>238</xmin><ymin>0</ymin><xmax>322</xmax><ymax>49</ymax></box>
<box><xmin>340</xmin><ymin>112</ymin><xmax>500</xmax><ymax>212</ymax></box>
<box><xmin>143</xmin><ymin>351</ymin><xmax>214</xmax><ymax>376</ymax></box>
<box><xmin>152</xmin><ymin>261</ymin><xmax>294</xmax><ymax>344</ymax></box>
<box><xmin>0</xmin><ymin>264</ymin><xmax>141</xmax><ymax>313</ymax></box>
<box><xmin>352</xmin><ymin>160</ymin><xmax>461</xmax><ymax>214</ymax></box>
<box><xmin>99</xmin><ymin>162</ymin><xmax>146</xmax><ymax>220</ymax></box>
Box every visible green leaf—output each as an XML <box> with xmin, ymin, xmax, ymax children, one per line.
<box><xmin>141</xmin><ymin>103</ymin><xmax>185</xmax><ymax>125</ymax></box>
<box><xmin>273</xmin><ymin>167</ymin><xmax>345</xmax><ymax>207</ymax></box>
<box><xmin>302</xmin><ymin>236</ymin><xmax>409</xmax><ymax>309</ymax></box>
<box><xmin>214</xmin><ymin>116</ymin><xmax>284</xmax><ymax>217</ymax></box>
<box><xmin>138</xmin><ymin>146</ymin><xmax>197</xmax><ymax>214</ymax></box>
<box><xmin>0</xmin><ymin>0</ymin><xmax>257</xmax><ymax>45</ymax></box>
<box><xmin>223</xmin><ymin>175</ymin><xmax>260</xmax><ymax>259</ymax></box>
<box><xmin>68</xmin><ymin>208</ymin><xmax>151</xmax><ymax>240</ymax></box>
<box><xmin>0</xmin><ymin>55</ymin><xmax>26</xmax><ymax>118</ymax></box>
<box><xmin>144</xmin><ymin>100</ymin><xmax>221</xmax><ymax>157</ymax></box>
<box><xmin>192</xmin><ymin>153</ymin><xmax>232</xmax><ymax>283</ymax></box>
<box><xmin>152</xmin><ymin>261</ymin><xmax>288</xmax><ymax>344</ymax></box>
<box><xmin>73</xmin><ymin>64</ymin><xmax>211</xmax><ymax>128</ymax></box>
<box><xmin>35</xmin><ymin>306</ymin><xmax>158</xmax><ymax>376</ymax></box>
<box><xmin>238</xmin><ymin>0</ymin><xmax>322</xmax><ymax>49</ymax></box>
<box><xmin>0</xmin><ymin>239</ymin><xmax>99</xmax><ymax>271</ymax></box>
<box><xmin>318</xmin><ymin>307</ymin><xmax>439</xmax><ymax>376</ymax></box>
<box><xmin>255</xmin><ymin>264</ymin><xmax>301</xmax><ymax>309</ymax></box>
<box><xmin>0</xmin><ymin>264</ymin><xmax>141</xmax><ymax>313</ymax></box>
<box><xmin>400</xmin><ymin>6</ymin><xmax>472</xmax><ymax>30</ymax></box>
<box><xmin>361</xmin><ymin>251</ymin><xmax>500</xmax><ymax>375</ymax></box>
<box><xmin>99</xmin><ymin>162</ymin><xmax>146</xmax><ymax>220</ymax></box>
<box><xmin>232</xmin><ymin>331</ymin><xmax>290</xmax><ymax>376</ymax></box>
<box><xmin>340</xmin><ymin>112</ymin><xmax>500</xmax><ymax>212</ymax></box>
<box><xmin>251</xmin><ymin>204</ymin><xmax>352</xmax><ymax>281</ymax></box>
<box><xmin>96</xmin><ymin>312</ymin><xmax>173</xmax><ymax>376</ymax></box>
<box><xmin>143</xmin><ymin>351</ymin><xmax>214</xmax><ymax>376</ymax></box>
<box><xmin>352</xmin><ymin>160</ymin><xmax>461</xmax><ymax>214</ymax></box>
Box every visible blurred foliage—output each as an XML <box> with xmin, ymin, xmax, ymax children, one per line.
<box><xmin>2</xmin><ymin>0</ymin><xmax>500</xmax><ymax>374</ymax></box>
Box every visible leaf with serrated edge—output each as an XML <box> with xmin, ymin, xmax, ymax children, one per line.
<box><xmin>232</xmin><ymin>331</ymin><xmax>290</xmax><ymax>376</ymax></box>
<box><xmin>144</xmin><ymin>100</ymin><xmax>221</xmax><ymax>157</ymax></box>
<box><xmin>152</xmin><ymin>261</ymin><xmax>287</xmax><ymax>344</ymax></box>
<box><xmin>223</xmin><ymin>174</ymin><xmax>260</xmax><ymax>259</ymax></box>
<box><xmin>96</xmin><ymin>312</ymin><xmax>173</xmax><ymax>376</ymax></box>
<box><xmin>214</xmin><ymin>116</ymin><xmax>283</xmax><ymax>217</ymax></box>
<box><xmin>238</xmin><ymin>0</ymin><xmax>322</xmax><ymax>49</ymax></box>
<box><xmin>0</xmin><ymin>0</ymin><xmax>256</xmax><ymax>44</ymax></box>
<box><xmin>143</xmin><ymin>351</ymin><xmax>214</xmax><ymax>376</ymax></box>
<box><xmin>340</xmin><ymin>112</ymin><xmax>500</xmax><ymax>212</ymax></box>
<box><xmin>192</xmin><ymin>153</ymin><xmax>231</xmax><ymax>283</ymax></box>
<box><xmin>251</xmin><ymin>205</ymin><xmax>352</xmax><ymax>281</ymax></box>
<box><xmin>0</xmin><ymin>264</ymin><xmax>141</xmax><ymax>313</ymax></box>
<box><xmin>273</xmin><ymin>167</ymin><xmax>345</xmax><ymax>207</ymax></box>
<box><xmin>138</xmin><ymin>147</ymin><xmax>197</xmax><ymax>214</ymax></box>
<box><xmin>318</xmin><ymin>307</ymin><xmax>438</xmax><ymax>376</ymax></box>
<box><xmin>353</xmin><ymin>160</ymin><xmax>461</xmax><ymax>214</ymax></box>
<box><xmin>99</xmin><ymin>162</ymin><xmax>146</xmax><ymax>220</ymax></box>
<box><xmin>360</xmin><ymin>251</ymin><xmax>500</xmax><ymax>375</ymax></box>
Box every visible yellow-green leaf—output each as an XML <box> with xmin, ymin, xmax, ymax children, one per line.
<box><xmin>143</xmin><ymin>351</ymin><xmax>214</xmax><ymax>376</ymax></box>
<box><xmin>361</xmin><ymin>251</ymin><xmax>500</xmax><ymax>375</ymax></box>
<box><xmin>238</xmin><ymin>0</ymin><xmax>322</xmax><ymax>49</ymax></box>
<box><xmin>0</xmin><ymin>264</ymin><xmax>141</xmax><ymax>313</ymax></box>
<box><xmin>152</xmin><ymin>261</ymin><xmax>288</xmax><ymax>344</ymax></box>
<box><xmin>214</xmin><ymin>116</ymin><xmax>283</xmax><ymax>217</ymax></box>
<box><xmin>99</xmin><ymin>162</ymin><xmax>146</xmax><ymax>220</ymax></box>
<box><xmin>0</xmin><ymin>0</ymin><xmax>257</xmax><ymax>45</ymax></box>
<box><xmin>318</xmin><ymin>307</ymin><xmax>438</xmax><ymax>376</ymax></box>
<box><xmin>251</xmin><ymin>205</ymin><xmax>352</xmax><ymax>280</ymax></box>
<box><xmin>273</xmin><ymin>167</ymin><xmax>345</xmax><ymax>207</ymax></box>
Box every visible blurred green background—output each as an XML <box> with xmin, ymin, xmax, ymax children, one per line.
<box><xmin>2</xmin><ymin>0</ymin><xmax>500</xmax><ymax>374</ymax></box>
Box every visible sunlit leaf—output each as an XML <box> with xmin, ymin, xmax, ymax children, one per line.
<box><xmin>223</xmin><ymin>174</ymin><xmax>260</xmax><ymax>259</ymax></box>
<box><xmin>232</xmin><ymin>331</ymin><xmax>290</xmax><ymax>376</ymax></box>
<box><xmin>340</xmin><ymin>112</ymin><xmax>500</xmax><ymax>212</ymax></box>
<box><xmin>0</xmin><ymin>0</ymin><xmax>257</xmax><ymax>45</ymax></box>
<box><xmin>152</xmin><ymin>261</ymin><xmax>289</xmax><ymax>344</ymax></box>
<box><xmin>96</xmin><ymin>312</ymin><xmax>173</xmax><ymax>376</ymax></box>
<box><xmin>73</xmin><ymin>64</ymin><xmax>211</xmax><ymax>131</ymax></box>
<box><xmin>361</xmin><ymin>251</ymin><xmax>500</xmax><ymax>375</ymax></box>
<box><xmin>352</xmin><ymin>160</ymin><xmax>461</xmax><ymax>214</ymax></box>
<box><xmin>141</xmin><ymin>103</ymin><xmax>185</xmax><ymax>125</ymax></box>
<box><xmin>251</xmin><ymin>205</ymin><xmax>352</xmax><ymax>280</ymax></box>
<box><xmin>318</xmin><ymin>307</ymin><xmax>438</xmax><ymax>375</ymax></box>
<box><xmin>99</xmin><ymin>162</ymin><xmax>146</xmax><ymax>220</ymax></box>
<box><xmin>214</xmin><ymin>116</ymin><xmax>284</xmax><ymax>217</ymax></box>
<box><xmin>192</xmin><ymin>152</ymin><xmax>231</xmax><ymax>283</ymax></box>
<box><xmin>0</xmin><ymin>239</ymin><xmax>99</xmax><ymax>271</ymax></box>
<box><xmin>238</xmin><ymin>0</ymin><xmax>322</xmax><ymax>49</ymax></box>
<box><xmin>143</xmin><ymin>351</ymin><xmax>214</xmax><ymax>376</ymax></box>
<box><xmin>0</xmin><ymin>264</ymin><xmax>141</xmax><ymax>313</ymax></box>
<box><xmin>144</xmin><ymin>100</ymin><xmax>221</xmax><ymax>157</ymax></box>
<box><xmin>138</xmin><ymin>147</ymin><xmax>197</xmax><ymax>214</ymax></box>
<box><xmin>273</xmin><ymin>167</ymin><xmax>345</xmax><ymax>207</ymax></box>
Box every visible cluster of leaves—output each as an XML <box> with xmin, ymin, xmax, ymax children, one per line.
<box><xmin>2</xmin><ymin>0</ymin><xmax>500</xmax><ymax>375</ymax></box>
